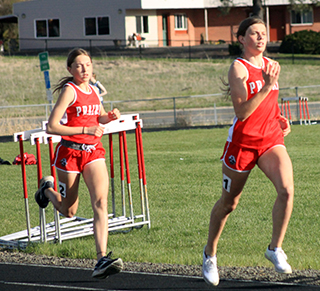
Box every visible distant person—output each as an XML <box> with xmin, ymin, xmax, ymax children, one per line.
<box><xmin>202</xmin><ymin>17</ymin><xmax>294</xmax><ymax>286</ymax></box>
<box><xmin>90</xmin><ymin>73</ymin><xmax>107</xmax><ymax>104</ymax></box>
<box><xmin>35</xmin><ymin>48</ymin><xmax>123</xmax><ymax>279</ymax></box>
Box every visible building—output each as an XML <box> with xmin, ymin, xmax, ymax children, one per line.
<box><xmin>3</xmin><ymin>0</ymin><xmax>320</xmax><ymax>51</ymax></box>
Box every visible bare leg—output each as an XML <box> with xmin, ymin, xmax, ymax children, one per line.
<box><xmin>205</xmin><ymin>163</ymin><xmax>250</xmax><ymax>256</ymax></box>
<box><xmin>82</xmin><ymin>160</ymin><xmax>109</xmax><ymax>260</ymax></box>
<box><xmin>257</xmin><ymin>146</ymin><xmax>294</xmax><ymax>249</ymax></box>
<box><xmin>44</xmin><ymin>170</ymin><xmax>80</xmax><ymax>218</ymax></box>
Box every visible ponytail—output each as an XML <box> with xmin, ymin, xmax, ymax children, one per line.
<box><xmin>53</xmin><ymin>76</ymin><xmax>73</xmax><ymax>94</ymax></box>
<box><xmin>220</xmin><ymin>76</ymin><xmax>230</xmax><ymax>99</ymax></box>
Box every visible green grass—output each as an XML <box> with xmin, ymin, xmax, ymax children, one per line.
<box><xmin>1</xmin><ymin>124</ymin><xmax>320</xmax><ymax>270</ymax></box>
<box><xmin>1</xmin><ymin>55</ymin><xmax>320</xmax><ymax>108</ymax></box>
<box><xmin>1</xmin><ymin>55</ymin><xmax>320</xmax><ymax>135</ymax></box>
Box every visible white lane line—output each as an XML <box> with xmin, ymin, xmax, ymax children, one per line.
<box><xmin>0</xmin><ymin>261</ymin><xmax>311</xmax><ymax>288</ymax></box>
<box><xmin>0</xmin><ymin>280</ymin><xmax>113</xmax><ymax>291</ymax></box>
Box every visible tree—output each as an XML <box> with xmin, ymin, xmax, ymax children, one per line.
<box><xmin>252</xmin><ymin>0</ymin><xmax>263</xmax><ymax>18</ymax></box>
<box><xmin>219</xmin><ymin>0</ymin><xmax>264</xmax><ymax>19</ymax></box>
<box><xmin>0</xmin><ymin>0</ymin><xmax>26</xmax><ymax>51</ymax></box>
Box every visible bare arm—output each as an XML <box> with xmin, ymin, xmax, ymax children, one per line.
<box><xmin>96</xmin><ymin>81</ymin><xmax>108</xmax><ymax>97</ymax></box>
<box><xmin>229</xmin><ymin>60</ymin><xmax>280</xmax><ymax>121</ymax></box>
<box><xmin>99</xmin><ymin>107</ymin><xmax>121</xmax><ymax>124</ymax></box>
<box><xmin>279</xmin><ymin>115</ymin><xmax>291</xmax><ymax>136</ymax></box>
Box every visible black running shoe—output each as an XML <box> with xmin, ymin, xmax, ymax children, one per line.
<box><xmin>92</xmin><ymin>252</ymin><xmax>123</xmax><ymax>279</ymax></box>
<box><xmin>35</xmin><ymin>176</ymin><xmax>54</xmax><ymax>208</ymax></box>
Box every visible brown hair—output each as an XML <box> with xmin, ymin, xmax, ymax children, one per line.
<box><xmin>236</xmin><ymin>17</ymin><xmax>266</xmax><ymax>40</ymax></box>
<box><xmin>53</xmin><ymin>48</ymin><xmax>92</xmax><ymax>94</ymax></box>
<box><xmin>221</xmin><ymin>17</ymin><xmax>266</xmax><ymax>98</ymax></box>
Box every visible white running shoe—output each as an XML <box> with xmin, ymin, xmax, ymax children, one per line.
<box><xmin>202</xmin><ymin>247</ymin><xmax>219</xmax><ymax>286</ymax></box>
<box><xmin>265</xmin><ymin>247</ymin><xmax>292</xmax><ymax>274</ymax></box>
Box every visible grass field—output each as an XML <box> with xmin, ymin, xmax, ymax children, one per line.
<box><xmin>1</xmin><ymin>55</ymin><xmax>320</xmax><ymax>108</ymax></box>
<box><xmin>1</xmin><ymin>124</ymin><xmax>320</xmax><ymax>271</ymax></box>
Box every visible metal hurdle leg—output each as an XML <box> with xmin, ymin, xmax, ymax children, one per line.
<box><xmin>136</xmin><ymin>121</ymin><xmax>151</xmax><ymax>229</ymax></box>
<box><xmin>287</xmin><ymin>101</ymin><xmax>292</xmax><ymax>124</ymax></box>
<box><xmin>122</xmin><ymin>131</ymin><xmax>134</xmax><ymax>220</ymax></box>
<box><xmin>134</xmin><ymin>123</ymin><xmax>147</xmax><ymax>227</ymax></box>
<box><xmin>281</xmin><ymin>98</ymin><xmax>292</xmax><ymax>124</ymax></box>
<box><xmin>48</xmin><ymin>136</ymin><xmax>62</xmax><ymax>244</ymax></box>
<box><xmin>301</xmin><ymin>97</ymin><xmax>307</xmax><ymax>125</ymax></box>
<box><xmin>119</xmin><ymin>132</ymin><xmax>126</xmax><ymax>217</ymax></box>
<box><xmin>284</xmin><ymin>101</ymin><xmax>288</xmax><ymax>120</ymax></box>
<box><xmin>299</xmin><ymin>97</ymin><xmax>303</xmax><ymax>125</ymax></box>
<box><xmin>35</xmin><ymin>137</ymin><xmax>47</xmax><ymax>243</ymax></box>
<box><xmin>304</xmin><ymin>97</ymin><xmax>311</xmax><ymax>125</ymax></box>
<box><xmin>18</xmin><ymin>135</ymin><xmax>31</xmax><ymax>242</ymax></box>
<box><xmin>109</xmin><ymin>134</ymin><xmax>116</xmax><ymax>218</ymax></box>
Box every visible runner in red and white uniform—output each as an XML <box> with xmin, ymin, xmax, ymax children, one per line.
<box><xmin>222</xmin><ymin>56</ymin><xmax>285</xmax><ymax>172</ymax></box>
<box><xmin>202</xmin><ymin>18</ymin><xmax>294</xmax><ymax>286</ymax></box>
<box><xmin>34</xmin><ymin>48</ymin><xmax>123</xmax><ymax>279</ymax></box>
<box><xmin>54</xmin><ymin>81</ymin><xmax>106</xmax><ymax>173</ymax></box>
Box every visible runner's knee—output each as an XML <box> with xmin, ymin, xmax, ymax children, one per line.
<box><xmin>92</xmin><ymin>196</ymin><xmax>108</xmax><ymax>213</ymax></box>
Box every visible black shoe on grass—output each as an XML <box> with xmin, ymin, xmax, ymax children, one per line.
<box><xmin>92</xmin><ymin>252</ymin><xmax>123</xmax><ymax>279</ymax></box>
<box><xmin>35</xmin><ymin>176</ymin><xmax>54</xmax><ymax>208</ymax></box>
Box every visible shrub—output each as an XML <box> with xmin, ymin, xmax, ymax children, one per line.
<box><xmin>279</xmin><ymin>30</ymin><xmax>320</xmax><ymax>54</ymax></box>
<box><xmin>228</xmin><ymin>42</ymin><xmax>241</xmax><ymax>56</ymax></box>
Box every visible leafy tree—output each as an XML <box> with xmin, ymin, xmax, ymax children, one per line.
<box><xmin>0</xmin><ymin>0</ymin><xmax>26</xmax><ymax>51</ymax></box>
<box><xmin>252</xmin><ymin>0</ymin><xmax>263</xmax><ymax>18</ymax></box>
<box><xmin>219</xmin><ymin>0</ymin><xmax>319</xmax><ymax>21</ymax></box>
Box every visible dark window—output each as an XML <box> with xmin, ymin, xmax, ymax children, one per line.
<box><xmin>48</xmin><ymin>19</ymin><xmax>60</xmax><ymax>37</ymax></box>
<box><xmin>136</xmin><ymin>16</ymin><xmax>142</xmax><ymax>33</ymax></box>
<box><xmin>36</xmin><ymin>20</ymin><xmax>47</xmax><ymax>37</ymax></box>
<box><xmin>143</xmin><ymin>16</ymin><xmax>149</xmax><ymax>33</ymax></box>
<box><xmin>291</xmin><ymin>8</ymin><xmax>313</xmax><ymax>24</ymax></box>
<box><xmin>136</xmin><ymin>16</ymin><xmax>149</xmax><ymax>34</ymax></box>
<box><xmin>85</xmin><ymin>16</ymin><xmax>110</xmax><ymax>36</ymax></box>
<box><xmin>98</xmin><ymin>17</ymin><xmax>110</xmax><ymax>35</ymax></box>
<box><xmin>175</xmin><ymin>14</ymin><xmax>187</xmax><ymax>30</ymax></box>
<box><xmin>36</xmin><ymin>19</ymin><xmax>60</xmax><ymax>38</ymax></box>
<box><xmin>85</xmin><ymin>18</ymin><xmax>96</xmax><ymax>35</ymax></box>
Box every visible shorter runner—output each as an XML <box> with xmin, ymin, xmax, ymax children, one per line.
<box><xmin>35</xmin><ymin>48</ymin><xmax>123</xmax><ymax>279</ymax></box>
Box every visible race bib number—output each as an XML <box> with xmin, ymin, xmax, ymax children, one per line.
<box><xmin>59</xmin><ymin>181</ymin><xmax>66</xmax><ymax>198</ymax></box>
<box><xmin>223</xmin><ymin>174</ymin><xmax>231</xmax><ymax>193</ymax></box>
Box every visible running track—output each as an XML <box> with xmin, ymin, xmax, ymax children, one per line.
<box><xmin>0</xmin><ymin>262</ymin><xmax>319</xmax><ymax>291</ymax></box>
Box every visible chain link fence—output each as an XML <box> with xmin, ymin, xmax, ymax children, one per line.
<box><xmin>1</xmin><ymin>85</ymin><xmax>320</xmax><ymax>136</ymax></box>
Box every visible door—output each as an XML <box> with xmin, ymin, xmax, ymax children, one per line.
<box><xmin>162</xmin><ymin>15</ymin><xmax>168</xmax><ymax>47</ymax></box>
<box><xmin>269</xmin><ymin>9</ymin><xmax>285</xmax><ymax>41</ymax></box>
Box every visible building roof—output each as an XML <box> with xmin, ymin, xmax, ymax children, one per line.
<box><xmin>0</xmin><ymin>14</ymin><xmax>18</xmax><ymax>24</ymax></box>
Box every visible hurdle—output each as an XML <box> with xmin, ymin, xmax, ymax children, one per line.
<box><xmin>0</xmin><ymin>114</ymin><xmax>150</xmax><ymax>248</ymax></box>
<box><xmin>281</xmin><ymin>96</ymin><xmax>310</xmax><ymax>125</ymax></box>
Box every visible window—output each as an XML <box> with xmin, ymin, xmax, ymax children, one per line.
<box><xmin>36</xmin><ymin>19</ymin><xmax>60</xmax><ymax>38</ymax></box>
<box><xmin>291</xmin><ymin>8</ymin><xmax>313</xmax><ymax>24</ymax></box>
<box><xmin>174</xmin><ymin>14</ymin><xmax>187</xmax><ymax>30</ymax></box>
<box><xmin>85</xmin><ymin>16</ymin><xmax>110</xmax><ymax>36</ymax></box>
<box><xmin>85</xmin><ymin>18</ymin><xmax>96</xmax><ymax>35</ymax></box>
<box><xmin>136</xmin><ymin>16</ymin><xmax>149</xmax><ymax>33</ymax></box>
<box><xmin>48</xmin><ymin>19</ymin><xmax>60</xmax><ymax>37</ymax></box>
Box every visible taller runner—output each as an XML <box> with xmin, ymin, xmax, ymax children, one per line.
<box><xmin>202</xmin><ymin>17</ymin><xmax>294</xmax><ymax>286</ymax></box>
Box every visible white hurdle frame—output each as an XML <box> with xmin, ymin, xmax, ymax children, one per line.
<box><xmin>0</xmin><ymin>114</ymin><xmax>150</xmax><ymax>248</ymax></box>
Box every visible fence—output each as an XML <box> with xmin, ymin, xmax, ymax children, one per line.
<box><xmin>3</xmin><ymin>37</ymin><xmax>233</xmax><ymax>60</ymax></box>
<box><xmin>1</xmin><ymin>84</ymin><xmax>319</xmax><ymax>136</ymax></box>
